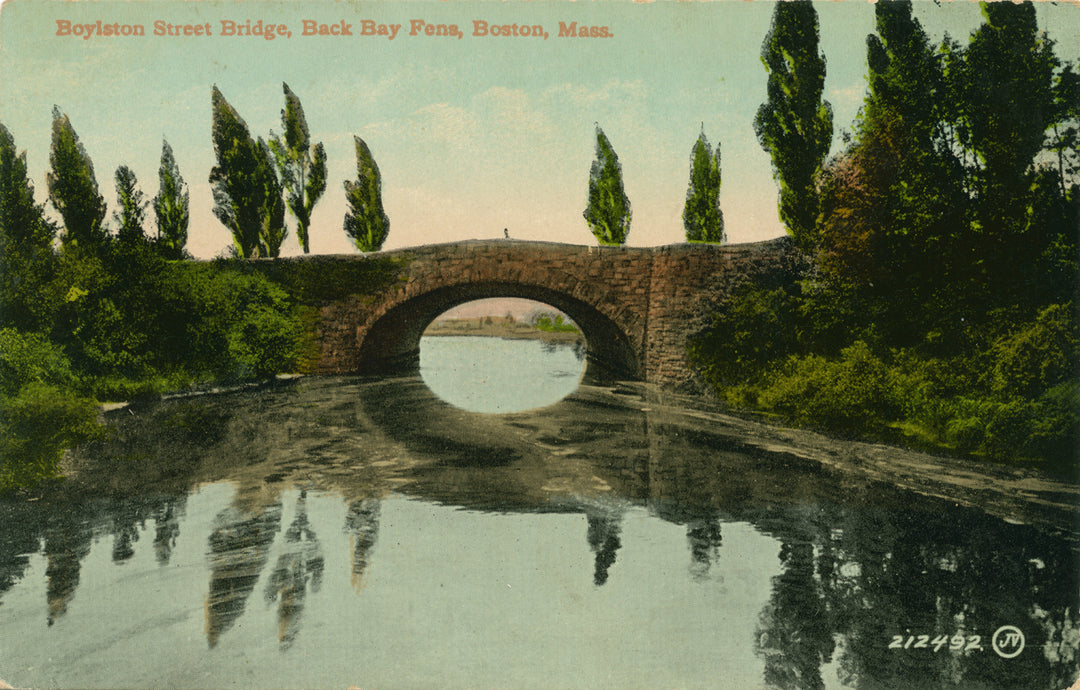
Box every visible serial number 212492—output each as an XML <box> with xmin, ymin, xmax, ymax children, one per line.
<box><xmin>889</xmin><ymin>634</ymin><xmax>983</xmax><ymax>652</ymax></box>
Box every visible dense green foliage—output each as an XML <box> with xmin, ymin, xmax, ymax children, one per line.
<box><xmin>0</xmin><ymin>329</ymin><xmax>103</xmax><ymax>492</ymax></box>
<box><xmin>754</xmin><ymin>0</ymin><xmax>833</xmax><ymax>246</ymax></box>
<box><xmin>209</xmin><ymin>86</ymin><xmax>287</xmax><ymax>258</ymax></box>
<box><xmin>1</xmin><ymin>119</ymin><xmax>310</xmax><ymax>492</ymax></box>
<box><xmin>693</xmin><ymin>1</ymin><xmax>1079</xmax><ymax>473</ymax></box>
<box><xmin>153</xmin><ymin>139</ymin><xmax>190</xmax><ymax>260</ymax></box>
<box><xmin>269</xmin><ymin>83</ymin><xmax>327</xmax><ymax>255</ymax></box>
<box><xmin>583</xmin><ymin>126</ymin><xmax>631</xmax><ymax>246</ymax></box>
<box><xmin>0</xmin><ymin>381</ymin><xmax>104</xmax><ymax>493</ymax></box>
<box><xmin>0</xmin><ymin>124</ymin><xmax>59</xmax><ymax>334</ymax></box>
<box><xmin>683</xmin><ymin>132</ymin><xmax>725</xmax><ymax>244</ymax></box>
<box><xmin>532</xmin><ymin>313</ymin><xmax>579</xmax><ymax>334</ymax></box>
<box><xmin>343</xmin><ymin>136</ymin><xmax>390</xmax><ymax>252</ymax></box>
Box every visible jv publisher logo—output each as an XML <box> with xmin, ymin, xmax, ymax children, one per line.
<box><xmin>991</xmin><ymin>626</ymin><xmax>1025</xmax><ymax>659</ymax></box>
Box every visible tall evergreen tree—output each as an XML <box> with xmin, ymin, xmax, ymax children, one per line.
<box><xmin>153</xmin><ymin>139</ymin><xmax>189</xmax><ymax>260</ymax></box>
<box><xmin>754</xmin><ymin>0</ymin><xmax>833</xmax><ymax>247</ymax></box>
<box><xmin>269</xmin><ymin>83</ymin><xmax>327</xmax><ymax>254</ymax></box>
<box><xmin>0</xmin><ymin>123</ymin><xmax>58</xmax><ymax>332</ymax></box>
<box><xmin>683</xmin><ymin>131</ymin><xmax>724</xmax><ymax>244</ymax></box>
<box><xmin>113</xmin><ymin>165</ymin><xmax>148</xmax><ymax>245</ymax></box>
<box><xmin>209</xmin><ymin>86</ymin><xmax>286</xmax><ymax>258</ymax></box>
<box><xmin>583</xmin><ymin>126</ymin><xmax>631</xmax><ymax>246</ymax></box>
<box><xmin>47</xmin><ymin>107</ymin><xmax>107</xmax><ymax>251</ymax></box>
<box><xmin>343</xmin><ymin>136</ymin><xmax>390</xmax><ymax>252</ymax></box>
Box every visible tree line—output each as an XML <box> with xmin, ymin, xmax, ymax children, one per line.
<box><xmin>2</xmin><ymin>0</ymin><xmax>1075</xmax><ymax>491</ymax></box>
<box><xmin>691</xmin><ymin>0</ymin><xmax>1078</xmax><ymax>469</ymax></box>
<box><xmin>0</xmin><ymin>81</ymin><xmax>415</xmax><ymax>493</ymax></box>
<box><xmin>210</xmin><ymin>84</ymin><xmax>390</xmax><ymax>257</ymax></box>
<box><xmin>584</xmin><ymin>124</ymin><xmax>725</xmax><ymax>246</ymax></box>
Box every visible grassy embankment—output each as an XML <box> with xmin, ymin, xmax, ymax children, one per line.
<box><xmin>688</xmin><ymin>284</ymin><xmax>1079</xmax><ymax>479</ymax></box>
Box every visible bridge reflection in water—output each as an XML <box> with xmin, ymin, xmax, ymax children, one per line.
<box><xmin>0</xmin><ymin>376</ymin><xmax>1076</xmax><ymax>689</ymax></box>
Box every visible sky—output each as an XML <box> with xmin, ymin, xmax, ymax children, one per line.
<box><xmin>1</xmin><ymin>0</ymin><xmax>1078</xmax><ymax>259</ymax></box>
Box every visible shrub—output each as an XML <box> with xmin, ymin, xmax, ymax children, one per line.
<box><xmin>890</xmin><ymin>351</ymin><xmax>980</xmax><ymax>439</ymax></box>
<box><xmin>945</xmin><ymin>414</ymin><xmax>986</xmax><ymax>454</ymax></box>
<box><xmin>990</xmin><ymin>302</ymin><xmax>1078</xmax><ymax>399</ymax></box>
<box><xmin>0</xmin><ymin>328</ymin><xmax>75</xmax><ymax>396</ymax></box>
<box><xmin>982</xmin><ymin>398</ymin><xmax>1037</xmax><ymax>460</ymax></box>
<box><xmin>1028</xmin><ymin>382</ymin><xmax>1080</xmax><ymax>471</ymax></box>
<box><xmin>0</xmin><ymin>382</ymin><xmax>103</xmax><ymax>493</ymax></box>
<box><xmin>227</xmin><ymin>303</ymin><xmax>303</xmax><ymax>379</ymax></box>
<box><xmin>759</xmin><ymin>341</ymin><xmax>900</xmax><ymax>435</ymax></box>
<box><xmin>689</xmin><ymin>285</ymin><xmax>803</xmax><ymax>387</ymax></box>
<box><xmin>154</xmin><ymin>263</ymin><xmax>304</xmax><ymax>382</ymax></box>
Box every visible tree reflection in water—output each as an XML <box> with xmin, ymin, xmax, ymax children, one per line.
<box><xmin>686</xmin><ymin>513</ymin><xmax>723</xmax><ymax>581</ymax></box>
<box><xmin>264</xmin><ymin>490</ymin><xmax>325</xmax><ymax>649</ymax></box>
<box><xmin>0</xmin><ymin>376</ymin><xmax>1075</xmax><ymax>688</ymax></box>
<box><xmin>111</xmin><ymin>513</ymin><xmax>141</xmax><ymax>564</ymax></box>
<box><xmin>43</xmin><ymin>510</ymin><xmax>95</xmax><ymax>626</ymax></box>
<box><xmin>152</xmin><ymin>499</ymin><xmax>184</xmax><ymax>566</ymax></box>
<box><xmin>584</xmin><ymin>502</ymin><xmax>624</xmax><ymax>586</ymax></box>
<box><xmin>344</xmin><ymin>498</ymin><xmax>380</xmax><ymax>591</ymax></box>
<box><xmin>205</xmin><ymin>498</ymin><xmax>282</xmax><ymax>648</ymax></box>
<box><xmin>755</xmin><ymin>536</ymin><xmax>836</xmax><ymax>690</ymax></box>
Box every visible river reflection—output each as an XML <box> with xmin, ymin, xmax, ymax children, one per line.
<box><xmin>0</xmin><ymin>374</ymin><xmax>1077</xmax><ymax>689</ymax></box>
<box><xmin>419</xmin><ymin>335</ymin><xmax>587</xmax><ymax>413</ymax></box>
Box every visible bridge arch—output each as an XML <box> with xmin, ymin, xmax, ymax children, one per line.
<box><xmin>305</xmin><ymin>239</ymin><xmax>799</xmax><ymax>392</ymax></box>
<box><xmin>356</xmin><ymin>280</ymin><xmax>640</xmax><ymax>382</ymax></box>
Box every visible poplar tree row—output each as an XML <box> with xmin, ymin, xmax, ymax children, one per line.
<box><xmin>692</xmin><ymin>0</ymin><xmax>1078</xmax><ymax>464</ymax></box>
<box><xmin>584</xmin><ymin>125</ymin><xmax>725</xmax><ymax>247</ymax></box>
<box><xmin>210</xmin><ymin>83</ymin><xmax>389</xmax><ymax>257</ymax></box>
<box><xmin>754</xmin><ymin>0</ymin><xmax>1076</xmax><ymax>316</ymax></box>
<box><xmin>40</xmin><ymin>108</ymin><xmax>190</xmax><ymax>260</ymax></box>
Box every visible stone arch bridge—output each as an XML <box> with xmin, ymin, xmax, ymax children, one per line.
<box><xmin>302</xmin><ymin>238</ymin><xmax>799</xmax><ymax>391</ymax></box>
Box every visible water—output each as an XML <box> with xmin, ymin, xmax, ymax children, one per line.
<box><xmin>0</xmin><ymin>339</ymin><xmax>1077</xmax><ymax>689</ymax></box>
<box><xmin>420</xmin><ymin>335</ymin><xmax>585</xmax><ymax>412</ymax></box>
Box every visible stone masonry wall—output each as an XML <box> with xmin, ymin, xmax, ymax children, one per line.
<box><xmin>305</xmin><ymin>238</ymin><xmax>800</xmax><ymax>391</ymax></box>
<box><xmin>646</xmin><ymin>237</ymin><xmax>801</xmax><ymax>392</ymax></box>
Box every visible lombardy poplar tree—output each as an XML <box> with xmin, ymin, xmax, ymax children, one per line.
<box><xmin>209</xmin><ymin>86</ymin><xmax>286</xmax><ymax>258</ymax></box>
<box><xmin>683</xmin><ymin>131</ymin><xmax>724</xmax><ymax>244</ymax></box>
<box><xmin>952</xmin><ymin>3</ymin><xmax>1056</xmax><ymax>240</ymax></box>
<box><xmin>753</xmin><ymin>0</ymin><xmax>833</xmax><ymax>247</ymax></box>
<box><xmin>814</xmin><ymin>0</ymin><xmax>969</xmax><ymax>343</ymax></box>
<box><xmin>257</xmin><ymin>138</ymin><xmax>287</xmax><ymax>257</ymax></box>
<box><xmin>47</xmin><ymin>107</ymin><xmax>107</xmax><ymax>251</ymax></box>
<box><xmin>343</xmin><ymin>136</ymin><xmax>390</xmax><ymax>252</ymax></box>
<box><xmin>0</xmin><ymin>123</ymin><xmax>58</xmax><ymax>332</ymax></box>
<box><xmin>818</xmin><ymin>2</ymin><xmax>962</xmax><ymax>284</ymax></box>
<box><xmin>0</xmin><ymin>124</ymin><xmax>55</xmax><ymax>255</ymax></box>
<box><xmin>583</xmin><ymin>126</ymin><xmax>631</xmax><ymax>246</ymax></box>
<box><xmin>950</xmin><ymin>2</ymin><xmax>1060</xmax><ymax>306</ymax></box>
<box><xmin>113</xmin><ymin>165</ymin><xmax>148</xmax><ymax>244</ymax></box>
<box><xmin>153</xmin><ymin>140</ymin><xmax>189</xmax><ymax>260</ymax></box>
<box><xmin>269</xmin><ymin>83</ymin><xmax>327</xmax><ymax>254</ymax></box>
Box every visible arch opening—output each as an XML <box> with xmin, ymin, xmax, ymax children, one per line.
<box><xmin>355</xmin><ymin>282</ymin><xmax>641</xmax><ymax>389</ymax></box>
<box><xmin>420</xmin><ymin>298</ymin><xmax>586</xmax><ymax>413</ymax></box>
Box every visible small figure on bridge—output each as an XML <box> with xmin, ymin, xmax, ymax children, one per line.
<box><xmin>503</xmin><ymin>228</ymin><xmax>509</xmax><ymax>239</ymax></box>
